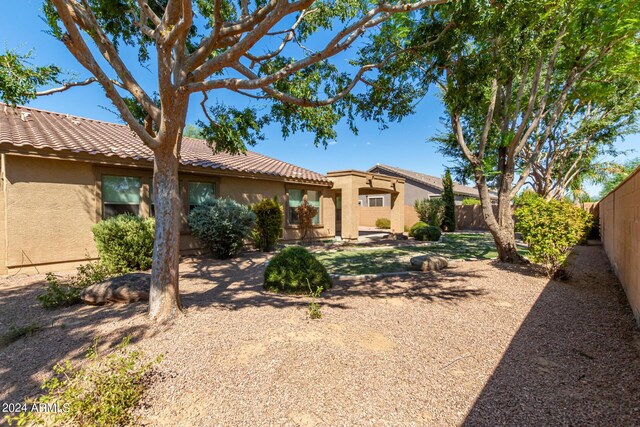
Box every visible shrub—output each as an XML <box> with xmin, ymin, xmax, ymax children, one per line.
<box><xmin>251</xmin><ymin>197</ymin><xmax>284</xmax><ymax>252</ymax></box>
<box><xmin>264</xmin><ymin>246</ymin><xmax>331</xmax><ymax>294</ymax></box>
<box><xmin>8</xmin><ymin>337</ymin><xmax>162</xmax><ymax>427</ymax></box>
<box><xmin>38</xmin><ymin>262</ymin><xmax>113</xmax><ymax>309</ymax></box>
<box><xmin>409</xmin><ymin>221</ymin><xmax>428</xmax><ymax>237</ymax></box>
<box><xmin>414</xmin><ymin>198</ymin><xmax>445</xmax><ymax>228</ymax></box>
<box><xmin>413</xmin><ymin>225</ymin><xmax>442</xmax><ymax>241</ymax></box>
<box><xmin>462</xmin><ymin>198</ymin><xmax>481</xmax><ymax>205</ymax></box>
<box><xmin>442</xmin><ymin>170</ymin><xmax>456</xmax><ymax>231</ymax></box>
<box><xmin>92</xmin><ymin>215</ymin><xmax>155</xmax><ymax>273</ymax></box>
<box><xmin>188</xmin><ymin>198</ymin><xmax>256</xmax><ymax>259</ymax></box>
<box><xmin>515</xmin><ymin>194</ymin><xmax>592</xmax><ymax>276</ymax></box>
<box><xmin>296</xmin><ymin>200</ymin><xmax>318</xmax><ymax>242</ymax></box>
<box><xmin>375</xmin><ymin>218</ymin><xmax>391</xmax><ymax>229</ymax></box>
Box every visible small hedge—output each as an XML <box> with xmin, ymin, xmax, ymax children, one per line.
<box><xmin>188</xmin><ymin>198</ymin><xmax>256</xmax><ymax>259</ymax></box>
<box><xmin>375</xmin><ymin>218</ymin><xmax>391</xmax><ymax>229</ymax></box>
<box><xmin>409</xmin><ymin>221</ymin><xmax>428</xmax><ymax>237</ymax></box>
<box><xmin>413</xmin><ymin>225</ymin><xmax>442</xmax><ymax>241</ymax></box>
<box><xmin>515</xmin><ymin>194</ymin><xmax>592</xmax><ymax>276</ymax></box>
<box><xmin>264</xmin><ymin>246</ymin><xmax>331</xmax><ymax>294</ymax></box>
<box><xmin>92</xmin><ymin>215</ymin><xmax>155</xmax><ymax>273</ymax></box>
<box><xmin>251</xmin><ymin>197</ymin><xmax>284</xmax><ymax>252</ymax></box>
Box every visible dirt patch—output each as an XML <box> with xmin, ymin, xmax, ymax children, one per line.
<box><xmin>1</xmin><ymin>245</ymin><xmax>638</xmax><ymax>426</ymax></box>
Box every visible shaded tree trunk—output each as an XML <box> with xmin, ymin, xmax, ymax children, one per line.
<box><xmin>149</xmin><ymin>141</ymin><xmax>183</xmax><ymax>321</ymax></box>
<box><xmin>148</xmin><ymin>100</ymin><xmax>188</xmax><ymax>322</ymax></box>
<box><xmin>475</xmin><ymin>166</ymin><xmax>526</xmax><ymax>264</ymax></box>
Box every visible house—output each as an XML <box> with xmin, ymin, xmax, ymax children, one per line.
<box><xmin>360</xmin><ymin>164</ymin><xmax>495</xmax><ymax>227</ymax></box>
<box><xmin>0</xmin><ymin>105</ymin><xmax>405</xmax><ymax>274</ymax></box>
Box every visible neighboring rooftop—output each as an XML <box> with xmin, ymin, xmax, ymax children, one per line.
<box><xmin>0</xmin><ymin>104</ymin><xmax>329</xmax><ymax>184</ymax></box>
<box><xmin>369</xmin><ymin>164</ymin><xmax>493</xmax><ymax>198</ymax></box>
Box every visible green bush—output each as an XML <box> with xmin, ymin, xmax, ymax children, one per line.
<box><xmin>375</xmin><ymin>218</ymin><xmax>391</xmax><ymax>229</ymax></box>
<box><xmin>413</xmin><ymin>225</ymin><xmax>442</xmax><ymax>241</ymax></box>
<box><xmin>8</xmin><ymin>337</ymin><xmax>162</xmax><ymax>427</ymax></box>
<box><xmin>38</xmin><ymin>262</ymin><xmax>113</xmax><ymax>309</ymax></box>
<box><xmin>92</xmin><ymin>215</ymin><xmax>155</xmax><ymax>272</ymax></box>
<box><xmin>251</xmin><ymin>197</ymin><xmax>283</xmax><ymax>252</ymax></box>
<box><xmin>409</xmin><ymin>221</ymin><xmax>428</xmax><ymax>237</ymax></box>
<box><xmin>462</xmin><ymin>198</ymin><xmax>481</xmax><ymax>205</ymax></box>
<box><xmin>188</xmin><ymin>198</ymin><xmax>256</xmax><ymax>259</ymax></box>
<box><xmin>264</xmin><ymin>246</ymin><xmax>331</xmax><ymax>294</ymax></box>
<box><xmin>414</xmin><ymin>198</ymin><xmax>445</xmax><ymax>228</ymax></box>
<box><xmin>515</xmin><ymin>194</ymin><xmax>592</xmax><ymax>276</ymax></box>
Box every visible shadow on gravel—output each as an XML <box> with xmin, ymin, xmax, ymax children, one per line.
<box><xmin>0</xmin><ymin>275</ymin><xmax>155</xmax><ymax>404</ymax></box>
<box><xmin>463</xmin><ymin>245</ymin><xmax>640</xmax><ymax>426</ymax></box>
<box><xmin>182</xmin><ymin>252</ymin><xmax>488</xmax><ymax>312</ymax></box>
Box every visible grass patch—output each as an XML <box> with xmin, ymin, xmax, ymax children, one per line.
<box><xmin>0</xmin><ymin>322</ymin><xmax>41</xmax><ymax>350</ymax></box>
<box><xmin>316</xmin><ymin>233</ymin><xmax>528</xmax><ymax>275</ymax></box>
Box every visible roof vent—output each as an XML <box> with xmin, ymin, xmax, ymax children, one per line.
<box><xmin>20</xmin><ymin>112</ymin><xmax>31</xmax><ymax>122</ymax></box>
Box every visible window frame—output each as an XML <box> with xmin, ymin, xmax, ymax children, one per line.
<box><xmin>286</xmin><ymin>187</ymin><xmax>323</xmax><ymax>227</ymax></box>
<box><xmin>187</xmin><ymin>180</ymin><xmax>217</xmax><ymax>212</ymax></box>
<box><xmin>367</xmin><ymin>196</ymin><xmax>385</xmax><ymax>207</ymax></box>
<box><xmin>100</xmin><ymin>174</ymin><xmax>144</xmax><ymax>219</ymax></box>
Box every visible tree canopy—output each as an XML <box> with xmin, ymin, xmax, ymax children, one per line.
<box><xmin>355</xmin><ymin>0</ymin><xmax>640</xmax><ymax>261</ymax></box>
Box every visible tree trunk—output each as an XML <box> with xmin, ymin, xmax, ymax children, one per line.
<box><xmin>475</xmin><ymin>170</ymin><xmax>526</xmax><ymax>264</ymax></box>
<box><xmin>148</xmin><ymin>133</ymin><xmax>183</xmax><ymax>322</ymax></box>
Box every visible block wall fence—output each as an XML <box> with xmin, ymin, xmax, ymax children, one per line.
<box><xmin>599</xmin><ymin>165</ymin><xmax>640</xmax><ymax>325</ymax></box>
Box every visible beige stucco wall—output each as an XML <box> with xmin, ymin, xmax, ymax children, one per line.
<box><xmin>599</xmin><ymin>167</ymin><xmax>640</xmax><ymax>325</ymax></box>
<box><xmin>360</xmin><ymin>206</ymin><xmax>391</xmax><ymax>227</ymax></box>
<box><xmin>3</xmin><ymin>155</ymin><xmax>98</xmax><ymax>274</ymax></box>
<box><xmin>219</xmin><ymin>175</ymin><xmax>336</xmax><ymax>241</ymax></box>
<box><xmin>0</xmin><ymin>155</ymin><xmax>336</xmax><ymax>273</ymax></box>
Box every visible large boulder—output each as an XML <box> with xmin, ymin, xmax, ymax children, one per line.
<box><xmin>81</xmin><ymin>273</ymin><xmax>150</xmax><ymax>305</ymax></box>
<box><xmin>410</xmin><ymin>255</ymin><xmax>449</xmax><ymax>272</ymax></box>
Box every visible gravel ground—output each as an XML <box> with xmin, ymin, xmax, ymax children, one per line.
<box><xmin>1</xmin><ymin>243</ymin><xmax>638</xmax><ymax>426</ymax></box>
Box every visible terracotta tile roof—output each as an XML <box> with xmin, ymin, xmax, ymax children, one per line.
<box><xmin>0</xmin><ymin>104</ymin><xmax>329</xmax><ymax>184</ymax></box>
<box><xmin>369</xmin><ymin>164</ymin><xmax>497</xmax><ymax>199</ymax></box>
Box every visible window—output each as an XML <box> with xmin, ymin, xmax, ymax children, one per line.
<box><xmin>288</xmin><ymin>189</ymin><xmax>304</xmax><ymax>224</ymax></box>
<box><xmin>368</xmin><ymin>196</ymin><xmax>384</xmax><ymax>207</ymax></box>
<box><xmin>102</xmin><ymin>175</ymin><xmax>141</xmax><ymax>219</ymax></box>
<box><xmin>307</xmin><ymin>190</ymin><xmax>321</xmax><ymax>225</ymax></box>
<box><xmin>188</xmin><ymin>181</ymin><xmax>215</xmax><ymax>211</ymax></box>
<box><xmin>288</xmin><ymin>189</ymin><xmax>321</xmax><ymax>225</ymax></box>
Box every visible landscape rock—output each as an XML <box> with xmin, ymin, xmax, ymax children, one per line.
<box><xmin>81</xmin><ymin>273</ymin><xmax>150</xmax><ymax>305</ymax></box>
<box><xmin>410</xmin><ymin>255</ymin><xmax>449</xmax><ymax>272</ymax></box>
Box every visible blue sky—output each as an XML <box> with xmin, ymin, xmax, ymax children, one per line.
<box><xmin>1</xmin><ymin>1</ymin><xmax>635</xmax><ymax>197</ymax></box>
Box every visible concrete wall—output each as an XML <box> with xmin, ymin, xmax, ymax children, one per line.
<box><xmin>0</xmin><ymin>155</ymin><xmax>335</xmax><ymax>273</ymax></box>
<box><xmin>599</xmin><ymin>167</ymin><xmax>640</xmax><ymax>325</ymax></box>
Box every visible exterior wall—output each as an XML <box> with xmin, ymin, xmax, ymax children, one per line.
<box><xmin>405</xmin><ymin>208</ymin><xmax>420</xmax><ymax>228</ymax></box>
<box><xmin>4</xmin><ymin>155</ymin><xmax>98</xmax><ymax>274</ymax></box>
<box><xmin>1</xmin><ymin>155</ymin><xmax>335</xmax><ymax>273</ymax></box>
<box><xmin>599</xmin><ymin>167</ymin><xmax>640</xmax><ymax>325</ymax></box>
<box><xmin>359</xmin><ymin>206</ymin><xmax>391</xmax><ymax>227</ymax></box>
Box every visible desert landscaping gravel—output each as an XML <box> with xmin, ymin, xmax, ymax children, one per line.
<box><xmin>1</xmin><ymin>243</ymin><xmax>639</xmax><ymax>426</ymax></box>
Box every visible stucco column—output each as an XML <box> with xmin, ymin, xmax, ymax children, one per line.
<box><xmin>390</xmin><ymin>183</ymin><xmax>405</xmax><ymax>234</ymax></box>
<box><xmin>340</xmin><ymin>180</ymin><xmax>360</xmax><ymax>240</ymax></box>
